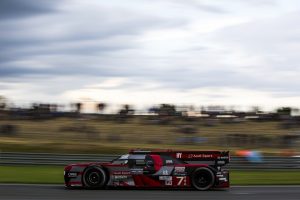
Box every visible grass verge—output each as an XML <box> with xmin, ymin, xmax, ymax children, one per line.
<box><xmin>0</xmin><ymin>165</ymin><xmax>299</xmax><ymax>185</ymax></box>
<box><xmin>1</xmin><ymin>118</ymin><xmax>299</xmax><ymax>155</ymax></box>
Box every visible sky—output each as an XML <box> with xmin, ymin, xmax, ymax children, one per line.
<box><xmin>1</xmin><ymin>0</ymin><xmax>300</xmax><ymax>112</ymax></box>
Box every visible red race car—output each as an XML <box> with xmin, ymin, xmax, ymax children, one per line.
<box><xmin>64</xmin><ymin>149</ymin><xmax>230</xmax><ymax>191</ymax></box>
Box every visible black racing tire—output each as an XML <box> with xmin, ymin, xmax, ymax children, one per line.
<box><xmin>191</xmin><ymin>167</ymin><xmax>215</xmax><ymax>191</ymax></box>
<box><xmin>82</xmin><ymin>166</ymin><xmax>107</xmax><ymax>189</ymax></box>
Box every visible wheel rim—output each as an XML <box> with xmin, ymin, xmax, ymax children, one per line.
<box><xmin>88</xmin><ymin>172</ymin><xmax>100</xmax><ymax>185</ymax></box>
<box><xmin>192</xmin><ymin>168</ymin><xmax>214</xmax><ymax>190</ymax></box>
<box><xmin>84</xmin><ymin>168</ymin><xmax>105</xmax><ymax>187</ymax></box>
<box><xmin>196</xmin><ymin>172</ymin><xmax>211</xmax><ymax>188</ymax></box>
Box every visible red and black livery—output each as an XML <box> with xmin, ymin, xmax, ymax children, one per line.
<box><xmin>64</xmin><ymin>149</ymin><xmax>230</xmax><ymax>191</ymax></box>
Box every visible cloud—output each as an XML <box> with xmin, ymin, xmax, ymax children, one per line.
<box><xmin>208</xmin><ymin>11</ymin><xmax>300</xmax><ymax>94</ymax></box>
<box><xmin>164</xmin><ymin>0</ymin><xmax>228</xmax><ymax>14</ymax></box>
<box><xmin>0</xmin><ymin>1</ymin><xmax>187</xmax><ymax>79</ymax></box>
<box><xmin>1</xmin><ymin>0</ymin><xmax>300</xmax><ymax>109</ymax></box>
<box><xmin>0</xmin><ymin>0</ymin><xmax>60</xmax><ymax>20</ymax></box>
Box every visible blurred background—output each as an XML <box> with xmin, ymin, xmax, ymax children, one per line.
<box><xmin>0</xmin><ymin>98</ymin><xmax>299</xmax><ymax>156</ymax></box>
<box><xmin>0</xmin><ymin>0</ymin><xmax>300</xmax><ymax>186</ymax></box>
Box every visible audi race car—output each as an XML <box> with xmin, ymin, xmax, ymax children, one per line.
<box><xmin>64</xmin><ymin>149</ymin><xmax>230</xmax><ymax>191</ymax></box>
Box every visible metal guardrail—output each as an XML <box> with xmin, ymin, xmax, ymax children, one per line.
<box><xmin>0</xmin><ymin>152</ymin><xmax>299</xmax><ymax>169</ymax></box>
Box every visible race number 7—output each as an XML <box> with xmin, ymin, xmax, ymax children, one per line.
<box><xmin>176</xmin><ymin>176</ymin><xmax>186</xmax><ymax>186</ymax></box>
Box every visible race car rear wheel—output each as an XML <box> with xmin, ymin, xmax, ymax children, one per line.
<box><xmin>191</xmin><ymin>167</ymin><xmax>215</xmax><ymax>191</ymax></box>
<box><xmin>83</xmin><ymin>166</ymin><xmax>107</xmax><ymax>189</ymax></box>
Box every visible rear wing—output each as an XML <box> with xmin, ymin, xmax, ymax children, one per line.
<box><xmin>130</xmin><ymin>149</ymin><xmax>230</xmax><ymax>167</ymax></box>
<box><xmin>170</xmin><ymin>151</ymin><xmax>230</xmax><ymax>166</ymax></box>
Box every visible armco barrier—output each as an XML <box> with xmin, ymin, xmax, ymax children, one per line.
<box><xmin>0</xmin><ymin>152</ymin><xmax>299</xmax><ymax>169</ymax></box>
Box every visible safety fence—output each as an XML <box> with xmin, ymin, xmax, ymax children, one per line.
<box><xmin>0</xmin><ymin>152</ymin><xmax>299</xmax><ymax>169</ymax></box>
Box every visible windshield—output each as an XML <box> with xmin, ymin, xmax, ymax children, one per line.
<box><xmin>111</xmin><ymin>159</ymin><xmax>128</xmax><ymax>164</ymax></box>
<box><xmin>111</xmin><ymin>154</ymin><xmax>129</xmax><ymax>164</ymax></box>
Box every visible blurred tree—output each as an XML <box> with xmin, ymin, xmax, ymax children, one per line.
<box><xmin>119</xmin><ymin>104</ymin><xmax>134</xmax><ymax>116</ymax></box>
<box><xmin>277</xmin><ymin>107</ymin><xmax>292</xmax><ymax>116</ymax></box>
<box><xmin>148</xmin><ymin>106</ymin><xmax>159</xmax><ymax>114</ymax></box>
<box><xmin>75</xmin><ymin>103</ymin><xmax>82</xmax><ymax>113</ymax></box>
<box><xmin>97</xmin><ymin>103</ymin><xmax>106</xmax><ymax>114</ymax></box>
<box><xmin>118</xmin><ymin>104</ymin><xmax>134</xmax><ymax>122</ymax></box>
<box><xmin>149</xmin><ymin>104</ymin><xmax>179</xmax><ymax>124</ymax></box>
<box><xmin>0</xmin><ymin>95</ymin><xmax>7</xmax><ymax>110</ymax></box>
<box><xmin>157</xmin><ymin>104</ymin><xmax>177</xmax><ymax>116</ymax></box>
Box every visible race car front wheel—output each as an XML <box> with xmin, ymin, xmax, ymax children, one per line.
<box><xmin>83</xmin><ymin>166</ymin><xmax>107</xmax><ymax>189</ymax></box>
<box><xmin>191</xmin><ymin>167</ymin><xmax>215</xmax><ymax>191</ymax></box>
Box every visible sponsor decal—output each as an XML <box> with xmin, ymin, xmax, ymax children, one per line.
<box><xmin>165</xmin><ymin>180</ymin><xmax>172</xmax><ymax>186</ymax></box>
<box><xmin>112</xmin><ymin>171</ymin><xmax>131</xmax><ymax>175</ymax></box>
<box><xmin>166</xmin><ymin>160</ymin><xmax>173</xmax><ymax>164</ymax></box>
<box><xmin>124</xmin><ymin>179</ymin><xmax>135</xmax><ymax>186</ymax></box>
<box><xmin>113</xmin><ymin>181</ymin><xmax>120</xmax><ymax>186</ymax></box>
<box><xmin>162</xmin><ymin>170</ymin><xmax>169</xmax><ymax>175</ymax></box>
<box><xmin>176</xmin><ymin>153</ymin><xmax>182</xmax><ymax>158</ymax></box>
<box><xmin>113</xmin><ymin>175</ymin><xmax>128</xmax><ymax>180</ymax></box>
<box><xmin>159</xmin><ymin>176</ymin><xmax>172</xmax><ymax>181</ymax></box>
<box><xmin>174</xmin><ymin>167</ymin><xmax>185</xmax><ymax>173</ymax></box>
<box><xmin>176</xmin><ymin>152</ymin><xmax>220</xmax><ymax>159</ymax></box>
<box><xmin>70</xmin><ymin>183</ymin><xmax>82</xmax><ymax>187</ymax></box>
<box><xmin>67</xmin><ymin>172</ymin><xmax>77</xmax><ymax>177</ymax></box>
<box><xmin>219</xmin><ymin>156</ymin><xmax>229</xmax><ymax>159</ymax></box>
<box><xmin>217</xmin><ymin>160</ymin><xmax>225</xmax><ymax>165</ymax></box>
<box><xmin>174</xmin><ymin>167</ymin><xmax>186</xmax><ymax>176</ymax></box>
<box><xmin>113</xmin><ymin>179</ymin><xmax>135</xmax><ymax>186</ymax></box>
<box><xmin>130</xmin><ymin>168</ymin><xmax>143</xmax><ymax>174</ymax></box>
<box><xmin>188</xmin><ymin>154</ymin><xmax>214</xmax><ymax>159</ymax></box>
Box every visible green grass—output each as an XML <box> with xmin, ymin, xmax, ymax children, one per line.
<box><xmin>0</xmin><ymin>166</ymin><xmax>64</xmax><ymax>184</ymax></box>
<box><xmin>231</xmin><ymin>170</ymin><xmax>300</xmax><ymax>185</ymax></box>
<box><xmin>0</xmin><ymin>165</ymin><xmax>299</xmax><ymax>185</ymax></box>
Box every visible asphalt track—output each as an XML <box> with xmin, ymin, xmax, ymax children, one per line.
<box><xmin>0</xmin><ymin>184</ymin><xmax>299</xmax><ymax>200</ymax></box>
